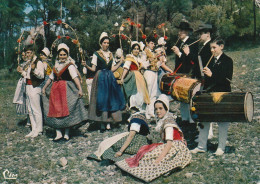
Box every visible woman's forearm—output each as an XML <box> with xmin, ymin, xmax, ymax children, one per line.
<box><xmin>155</xmin><ymin>140</ymin><xmax>172</xmax><ymax>163</ymax></box>
<box><xmin>73</xmin><ymin>77</ymin><xmax>82</xmax><ymax>91</ymax></box>
<box><xmin>119</xmin><ymin>130</ymin><xmax>136</xmax><ymax>152</ymax></box>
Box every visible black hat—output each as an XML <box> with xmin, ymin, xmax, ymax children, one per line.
<box><xmin>194</xmin><ymin>23</ymin><xmax>212</xmax><ymax>33</ymax></box>
<box><xmin>175</xmin><ymin>22</ymin><xmax>193</xmax><ymax>32</ymax></box>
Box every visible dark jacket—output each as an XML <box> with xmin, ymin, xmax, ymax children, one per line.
<box><xmin>174</xmin><ymin>37</ymin><xmax>198</xmax><ymax>74</ymax></box>
<box><xmin>193</xmin><ymin>41</ymin><xmax>212</xmax><ymax>79</ymax></box>
<box><xmin>204</xmin><ymin>53</ymin><xmax>233</xmax><ymax>92</ymax></box>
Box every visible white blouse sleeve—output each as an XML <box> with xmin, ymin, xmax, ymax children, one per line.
<box><xmin>129</xmin><ymin>123</ymin><xmax>141</xmax><ymax>133</ymax></box>
<box><xmin>91</xmin><ymin>54</ymin><xmax>98</xmax><ymax>66</ymax></box>
<box><xmin>165</xmin><ymin>127</ymin><xmax>174</xmax><ymax>141</ymax></box>
<box><xmin>49</xmin><ymin>71</ymin><xmax>54</xmax><ymax>80</ymax></box>
<box><xmin>68</xmin><ymin>65</ymin><xmax>78</xmax><ymax>79</ymax></box>
<box><xmin>123</xmin><ymin>60</ymin><xmax>132</xmax><ymax>70</ymax></box>
<box><xmin>32</xmin><ymin>61</ymin><xmax>44</xmax><ymax>79</ymax></box>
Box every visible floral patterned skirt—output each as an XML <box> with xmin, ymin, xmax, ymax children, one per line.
<box><xmin>116</xmin><ymin>141</ymin><xmax>192</xmax><ymax>182</ymax></box>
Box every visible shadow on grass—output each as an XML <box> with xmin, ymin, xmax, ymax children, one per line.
<box><xmin>87</xmin><ymin>112</ymin><xmax>131</xmax><ymax>132</ymax></box>
<box><xmin>17</xmin><ymin>118</ymin><xmax>28</xmax><ymax>126</ymax></box>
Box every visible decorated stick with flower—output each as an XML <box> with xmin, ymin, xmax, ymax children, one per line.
<box><xmin>17</xmin><ymin>30</ymin><xmax>25</xmax><ymax>65</ymax></box>
<box><xmin>44</xmin><ymin>19</ymin><xmax>83</xmax><ymax>61</ymax></box>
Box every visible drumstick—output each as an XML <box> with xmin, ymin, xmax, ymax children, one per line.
<box><xmin>172</xmin><ymin>63</ymin><xmax>182</xmax><ymax>75</ymax></box>
<box><xmin>226</xmin><ymin>78</ymin><xmax>244</xmax><ymax>92</ymax></box>
<box><xmin>205</xmin><ymin>54</ymin><xmax>214</xmax><ymax>67</ymax></box>
<box><xmin>174</xmin><ymin>37</ymin><xmax>180</xmax><ymax>46</ymax></box>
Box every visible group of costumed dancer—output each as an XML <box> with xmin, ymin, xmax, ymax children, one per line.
<box><xmin>13</xmin><ymin>20</ymin><xmax>253</xmax><ymax>182</ymax></box>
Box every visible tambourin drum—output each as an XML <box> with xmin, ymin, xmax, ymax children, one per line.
<box><xmin>190</xmin><ymin>92</ymin><xmax>254</xmax><ymax>122</ymax></box>
<box><xmin>159</xmin><ymin>73</ymin><xmax>201</xmax><ymax>103</ymax></box>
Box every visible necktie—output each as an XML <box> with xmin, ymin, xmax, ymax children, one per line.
<box><xmin>213</xmin><ymin>57</ymin><xmax>218</xmax><ymax>67</ymax></box>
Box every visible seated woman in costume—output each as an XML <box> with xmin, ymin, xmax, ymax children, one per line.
<box><xmin>119</xmin><ymin>41</ymin><xmax>150</xmax><ymax>111</ymax></box>
<box><xmin>42</xmin><ymin>43</ymin><xmax>88</xmax><ymax>141</ymax></box>
<box><xmin>88</xmin><ymin>110</ymin><xmax>150</xmax><ymax>163</ymax></box>
<box><xmin>116</xmin><ymin>94</ymin><xmax>191</xmax><ymax>183</ymax></box>
<box><xmin>82</xmin><ymin>32</ymin><xmax>125</xmax><ymax>131</ymax></box>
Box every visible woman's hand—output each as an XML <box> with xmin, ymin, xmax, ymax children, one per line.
<box><xmin>203</xmin><ymin>67</ymin><xmax>212</xmax><ymax>77</ymax></box>
<box><xmin>42</xmin><ymin>87</ymin><xmax>46</xmax><ymax>96</ymax></box>
<box><xmin>78</xmin><ymin>89</ymin><xmax>83</xmax><ymax>98</ymax></box>
<box><xmin>118</xmin><ymin>78</ymin><xmax>124</xmax><ymax>85</ymax></box>
<box><xmin>17</xmin><ymin>66</ymin><xmax>23</xmax><ymax>73</ymax></box>
<box><xmin>114</xmin><ymin>151</ymin><xmax>123</xmax><ymax>158</ymax></box>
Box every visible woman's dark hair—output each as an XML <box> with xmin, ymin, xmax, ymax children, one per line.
<box><xmin>154</xmin><ymin>100</ymin><xmax>168</xmax><ymax>111</ymax></box>
<box><xmin>211</xmin><ymin>37</ymin><xmax>225</xmax><ymax>46</ymax></box>
<box><xmin>100</xmin><ymin>36</ymin><xmax>110</xmax><ymax>45</ymax></box>
<box><xmin>57</xmin><ymin>48</ymin><xmax>69</xmax><ymax>56</ymax></box>
<box><xmin>146</xmin><ymin>36</ymin><xmax>156</xmax><ymax>44</ymax></box>
<box><xmin>24</xmin><ymin>45</ymin><xmax>35</xmax><ymax>52</ymax></box>
<box><xmin>131</xmin><ymin>43</ymin><xmax>140</xmax><ymax>51</ymax></box>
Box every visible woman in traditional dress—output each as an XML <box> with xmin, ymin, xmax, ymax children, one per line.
<box><xmin>88</xmin><ymin>110</ymin><xmax>150</xmax><ymax>163</ymax></box>
<box><xmin>155</xmin><ymin>37</ymin><xmax>174</xmax><ymax>96</ymax></box>
<box><xmin>83</xmin><ymin>32</ymin><xmax>125</xmax><ymax>131</ymax></box>
<box><xmin>119</xmin><ymin>41</ymin><xmax>150</xmax><ymax>111</ymax></box>
<box><xmin>42</xmin><ymin>43</ymin><xmax>88</xmax><ymax>141</ymax></box>
<box><xmin>116</xmin><ymin>94</ymin><xmax>192</xmax><ymax>182</ymax></box>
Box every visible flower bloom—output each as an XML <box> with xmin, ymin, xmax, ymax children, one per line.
<box><xmin>57</xmin><ymin>19</ymin><xmax>62</xmax><ymax>24</ymax></box>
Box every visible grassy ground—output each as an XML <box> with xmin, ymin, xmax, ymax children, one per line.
<box><xmin>0</xmin><ymin>46</ymin><xmax>259</xmax><ymax>184</ymax></box>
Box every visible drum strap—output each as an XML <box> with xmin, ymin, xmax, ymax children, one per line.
<box><xmin>204</xmin><ymin>83</ymin><xmax>216</xmax><ymax>92</ymax></box>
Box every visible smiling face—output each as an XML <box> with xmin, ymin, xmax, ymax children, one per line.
<box><xmin>132</xmin><ymin>45</ymin><xmax>140</xmax><ymax>56</ymax></box>
<box><xmin>58</xmin><ymin>50</ymin><xmax>68</xmax><ymax>62</ymax></box>
<box><xmin>210</xmin><ymin>42</ymin><xmax>224</xmax><ymax>57</ymax></box>
<box><xmin>101</xmin><ymin>39</ymin><xmax>110</xmax><ymax>51</ymax></box>
<box><xmin>21</xmin><ymin>52</ymin><xmax>27</xmax><ymax>61</ymax></box>
<box><xmin>25</xmin><ymin>50</ymin><xmax>34</xmax><ymax>60</ymax></box>
<box><xmin>155</xmin><ymin>102</ymin><xmax>167</xmax><ymax>119</ymax></box>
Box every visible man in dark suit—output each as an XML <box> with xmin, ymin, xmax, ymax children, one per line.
<box><xmin>191</xmin><ymin>38</ymin><xmax>233</xmax><ymax>156</ymax></box>
<box><xmin>172</xmin><ymin>21</ymin><xmax>198</xmax><ymax>74</ymax></box>
<box><xmin>193</xmin><ymin>23</ymin><xmax>214</xmax><ymax>140</ymax></box>
<box><xmin>193</xmin><ymin>23</ymin><xmax>213</xmax><ymax>79</ymax></box>
<box><xmin>171</xmin><ymin>21</ymin><xmax>198</xmax><ymax>124</ymax></box>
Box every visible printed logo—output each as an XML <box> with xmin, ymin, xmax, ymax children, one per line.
<box><xmin>2</xmin><ymin>169</ymin><xmax>18</xmax><ymax>180</ymax></box>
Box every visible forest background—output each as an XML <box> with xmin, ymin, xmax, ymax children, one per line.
<box><xmin>0</xmin><ymin>0</ymin><xmax>260</xmax><ymax>69</ymax></box>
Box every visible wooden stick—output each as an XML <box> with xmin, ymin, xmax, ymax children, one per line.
<box><xmin>172</xmin><ymin>63</ymin><xmax>182</xmax><ymax>75</ymax></box>
<box><xmin>188</xmin><ymin>39</ymin><xmax>201</xmax><ymax>47</ymax></box>
<box><xmin>226</xmin><ymin>78</ymin><xmax>244</xmax><ymax>92</ymax></box>
<box><xmin>205</xmin><ymin>54</ymin><xmax>214</xmax><ymax>67</ymax></box>
<box><xmin>174</xmin><ymin>37</ymin><xmax>180</xmax><ymax>46</ymax></box>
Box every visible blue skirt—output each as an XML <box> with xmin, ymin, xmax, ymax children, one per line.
<box><xmin>97</xmin><ymin>69</ymin><xmax>125</xmax><ymax>112</ymax></box>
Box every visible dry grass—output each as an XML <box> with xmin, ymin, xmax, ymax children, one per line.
<box><xmin>0</xmin><ymin>46</ymin><xmax>259</xmax><ymax>184</ymax></box>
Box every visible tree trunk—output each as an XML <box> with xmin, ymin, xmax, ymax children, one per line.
<box><xmin>253</xmin><ymin>0</ymin><xmax>256</xmax><ymax>41</ymax></box>
<box><xmin>143</xmin><ymin>11</ymin><xmax>146</xmax><ymax>34</ymax></box>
